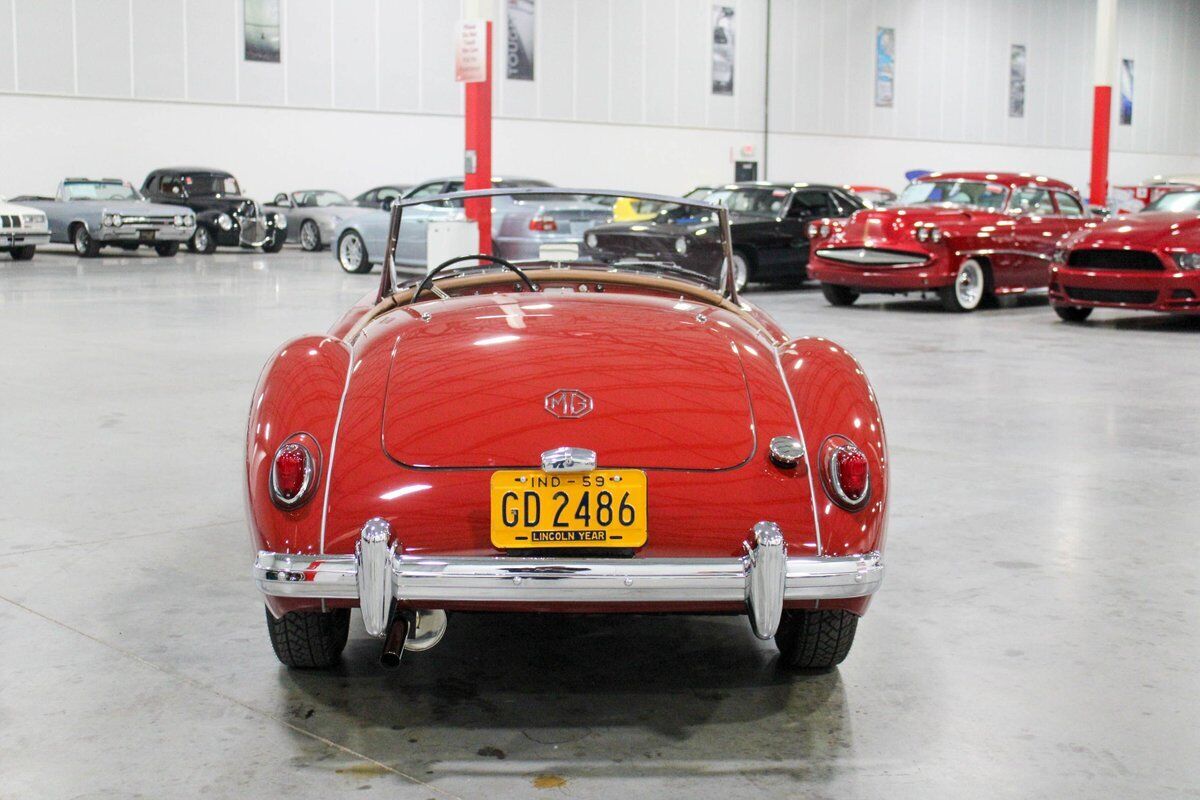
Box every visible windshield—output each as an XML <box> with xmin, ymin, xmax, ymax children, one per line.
<box><xmin>63</xmin><ymin>180</ymin><xmax>140</xmax><ymax>201</ymax></box>
<box><xmin>293</xmin><ymin>190</ymin><xmax>350</xmax><ymax>207</ymax></box>
<box><xmin>389</xmin><ymin>189</ymin><xmax>731</xmax><ymax>295</ymax></box>
<box><xmin>705</xmin><ymin>187</ymin><xmax>789</xmax><ymax>216</ymax></box>
<box><xmin>1144</xmin><ymin>191</ymin><xmax>1200</xmax><ymax>213</ymax></box>
<box><xmin>899</xmin><ymin>180</ymin><xmax>1008</xmax><ymax>210</ymax></box>
<box><xmin>185</xmin><ymin>174</ymin><xmax>241</xmax><ymax>196</ymax></box>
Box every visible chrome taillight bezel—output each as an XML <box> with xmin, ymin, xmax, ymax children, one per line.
<box><xmin>818</xmin><ymin>435</ymin><xmax>871</xmax><ymax>510</ymax></box>
<box><xmin>269</xmin><ymin>433</ymin><xmax>321</xmax><ymax>510</ymax></box>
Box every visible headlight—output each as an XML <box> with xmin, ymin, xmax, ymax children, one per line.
<box><xmin>819</xmin><ymin>222</ymin><xmax>831</xmax><ymax>237</ymax></box>
<box><xmin>585</xmin><ymin>232</ymin><xmax>598</xmax><ymax>249</ymax></box>
<box><xmin>915</xmin><ymin>225</ymin><xmax>941</xmax><ymax>243</ymax></box>
<box><xmin>173</xmin><ymin>214</ymin><xmax>184</xmax><ymax>226</ymax></box>
<box><xmin>806</xmin><ymin>222</ymin><xmax>819</xmax><ymax>238</ymax></box>
<box><xmin>674</xmin><ymin>236</ymin><xmax>688</xmax><ymax>255</ymax></box>
<box><xmin>217</xmin><ymin>213</ymin><xmax>234</xmax><ymax>231</ymax></box>
<box><xmin>21</xmin><ymin>213</ymin><xmax>45</xmax><ymax>226</ymax></box>
<box><xmin>102</xmin><ymin>214</ymin><xmax>113</xmax><ymax>227</ymax></box>
<box><xmin>111</xmin><ymin>214</ymin><xmax>123</xmax><ymax>227</ymax></box>
<box><xmin>1173</xmin><ymin>252</ymin><xmax>1200</xmax><ymax>270</ymax></box>
<box><xmin>185</xmin><ymin>214</ymin><xmax>195</xmax><ymax>227</ymax></box>
<box><xmin>273</xmin><ymin>212</ymin><xmax>287</xmax><ymax>228</ymax></box>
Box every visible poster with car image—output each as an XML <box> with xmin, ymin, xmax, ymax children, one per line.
<box><xmin>1119</xmin><ymin>59</ymin><xmax>1133</xmax><ymax>125</ymax></box>
<box><xmin>1009</xmin><ymin>45</ymin><xmax>1026</xmax><ymax>118</ymax></box>
<box><xmin>874</xmin><ymin>27</ymin><xmax>895</xmax><ymax>107</ymax></box>
<box><xmin>244</xmin><ymin>0</ymin><xmax>280</xmax><ymax>63</ymax></box>
<box><xmin>506</xmin><ymin>0</ymin><xmax>535</xmax><ymax>80</ymax></box>
<box><xmin>711</xmin><ymin>6</ymin><xmax>734</xmax><ymax>95</ymax></box>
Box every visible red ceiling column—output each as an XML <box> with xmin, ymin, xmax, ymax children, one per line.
<box><xmin>1089</xmin><ymin>0</ymin><xmax>1117</xmax><ymax>207</ymax></box>
<box><xmin>461</xmin><ymin>20</ymin><xmax>493</xmax><ymax>255</ymax></box>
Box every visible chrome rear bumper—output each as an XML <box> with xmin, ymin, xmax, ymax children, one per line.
<box><xmin>254</xmin><ymin>519</ymin><xmax>884</xmax><ymax>640</ymax></box>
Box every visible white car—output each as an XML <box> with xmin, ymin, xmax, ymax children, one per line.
<box><xmin>0</xmin><ymin>197</ymin><xmax>51</xmax><ymax>261</ymax></box>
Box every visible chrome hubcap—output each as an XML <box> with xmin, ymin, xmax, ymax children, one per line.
<box><xmin>195</xmin><ymin>228</ymin><xmax>209</xmax><ymax>250</ymax></box>
<box><xmin>732</xmin><ymin>254</ymin><xmax>748</xmax><ymax>291</ymax></box>
<box><xmin>956</xmin><ymin>261</ymin><xmax>983</xmax><ymax>309</ymax></box>
<box><xmin>340</xmin><ymin>235</ymin><xmax>363</xmax><ymax>270</ymax></box>
<box><xmin>74</xmin><ymin>229</ymin><xmax>88</xmax><ymax>253</ymax></box>
<box><xmin>301</xmin><ymin>222</ymin><xmax>318</xmax><ymax>249</ymax></box>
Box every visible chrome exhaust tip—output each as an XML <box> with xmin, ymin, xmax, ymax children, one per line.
<box><xmin>379</xmin><ymin>609</ymin><xmax>448</xmax><ymax>668</ymax></box>
<box><xmin>379</xmin><ymin>612</ymin><xmax>409</xmax><ymax>669</ymax></box>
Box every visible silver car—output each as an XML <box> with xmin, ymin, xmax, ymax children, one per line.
<box><xmin>332</xmin><ymin>177</ymin><xmax>613</xmax><ymax>274</ymax></box>
<box><xmin>16</xmin><ymin>178</ymin><xmax>195</xmax><ymax>257</ymax></box>
<box><xmin>264</xmin><ymin>190</ymin><xmax>358</xmax><ymax>251</ymax></box>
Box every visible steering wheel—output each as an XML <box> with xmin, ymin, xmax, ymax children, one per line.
<box><xmin>406</xmin><ymin>254</ymin><xmax>537</xmax><ymax>305</ymax></box>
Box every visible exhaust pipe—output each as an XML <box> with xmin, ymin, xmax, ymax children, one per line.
<box><xmin>379</xmin><ymin>612</ymin><xmax>410</xmax><ymax>669</ymax></box>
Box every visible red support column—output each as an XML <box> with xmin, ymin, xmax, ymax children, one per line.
<box><xmin>1089</xmin><ymin>0</ymin><xmax>1117</xmax><ymax>207</ymax></box>
<box><xmin>464</xmin><ymin>21</ymin><xmax>493</xmax><ymax>255</ymax></box>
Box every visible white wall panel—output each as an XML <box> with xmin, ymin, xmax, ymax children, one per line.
<box><xmin>286</xmin><ymin>0</ymin><xmax>333</xmax><ymax>108</ymax></box>
<box><xmin>378</xmin><ymin>0</ymin><xmax>421</xmax><ymax>111</ymax></box>
<box><xmin>185</xmin><ymin>0</ymin><xmax>236</xmax><ymax>103</ymax></box>
<box><xmin>75</xmin><ymin>0</ymin><xmax>131</xmax><ymax>97</ymax></box>
<box><xmin>13</xmin><ymin>0</ymin><xmax>75</xmax><ymax>94</ymax></box>
<box><xmin>332</xmin><ymin>0</ymin><xmax>377</xmax><ymax>110</ymax></box>
<box><xmin>674</xmin><ymin>0</ymin><xmax>707</xmax><ymax>128</ymax></box>
<box><xmin>536</xmin><ymin>0</ymin><xmax>573</xmax><ymax>119</ymax></box>
<box><xmin>131</xmin><ymin>0</ymin><xmax>185</xmax><ymax>100</ymax></box>
<box><xmin>607</xmin><ymin>0</ymin><xmax>644</xmax><ymax>124</ymax></box>
<box><xmin>573</xmin><ymin>0</ymin><xmax>610</xmax><ymax>123</ymax></box>
<box><xmin>0</xmin><ymin>0</ymin><xmax>14</xmax><ymax>91</ymax></box>
<box><xmin>642</xmin><ymin>0</ymin><xmax>678</xmax><ymax>126</ymax></box>
<box><xmin>417</xmin><ymin>0</ymin><xmax>459</xmax><ymax>115</ymax></box>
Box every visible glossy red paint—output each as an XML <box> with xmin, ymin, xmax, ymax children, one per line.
<box><xmin>808</xmin><ymin>171</ymin><xmax>1091</xmax><ymax>300</ymax></box>
<box><xmin>247</xmin><ymin>276</ymin><xmax>888</xmax><ymax>616</ymax></box>
<box><xmin>1050</xmin><ymin>211</ymin><xmax>1200</xmax><ymax>315</ymax></box>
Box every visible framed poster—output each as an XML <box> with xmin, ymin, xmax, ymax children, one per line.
<box><xmin>874</xmin><ymin>27</ymin><xmax>895</xmax><ymax>107</ymax></box>
<box><xmin>506</xmin><ymin>0</ymin><xmax>535</xmax><ymax>80</ymax></box>
<box><xmin>244</xmin><ymin>0</ymin><xmax>280</xmax><ymax>63</ymax></box>
<box><xmin>1119</xmin><ymin>59</ymin><xmax>1133</xmax><ymax>125</ymax></box>
<box><xmin>1008</xmin><ymin>45</ymin><xmax>1026</xmax><ymax>118</ymax></box>
<box><xmin>711</xmin><ymin>6</ymin><xmax>735</xmax><ymax>95</ymax></box>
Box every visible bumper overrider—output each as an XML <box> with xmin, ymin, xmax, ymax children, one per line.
<box><xmin>254</xmin><ymin>519</ymin><xmax>884</xmax><ymax>640</ymax></box>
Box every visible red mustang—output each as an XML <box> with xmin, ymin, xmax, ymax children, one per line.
<box><xmin>248</xmin><ymin>189</ymin><xmax>888</xmax><ymax>672</ymax></box>
<box><xmin>1050</xmin><ymin>189</ymin><xmax>1200</xmax><ymax>321</ymax></box>
<box><xmin>808</xmin><ymin>171</ymin><xmax>1091</xmax><ymax>311</ymax></box>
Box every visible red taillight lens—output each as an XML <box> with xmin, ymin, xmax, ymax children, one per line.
<box><xmin>828</xmin><ymin>444</ymin><xmax>869</xmax><ymax>507</ymax></box>
<box><xmin>271</xmin><ymin>442</ymin><xmax>314</xmax><ymax>508</ymax></box>
<box><xmin>529</xmin><ymin>216</ymin><xmax>557</xmax><ymax>232</ymax></box>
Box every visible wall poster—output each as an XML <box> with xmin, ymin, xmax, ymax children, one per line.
<box><xmin>244</xmin><ymin>0</ymin><xmax>280</xmax><ymax>63</ymax></box>
<box><xmin>1119</xmin><ymin>59</ymin><xmax>1133</xmax><ymax>125</ymax></box>
<box><xmin>874</xmin><ymin>27</ymin><xmax>895</xmax><ymax>107</ymax></box>
<box><xmin>711</xmin><ymin>5</ymin><xmax>735</xmax><ymax>95</ymax></box>
<box><xmin>506</xmin><ymin>0</ymin><xmax>535</xmax><ymax>80</ymax></box>
<box><xmin>1008</xmin><ymin>44</ymin><xmax>1026</xmax><ymax>118</ymax></box>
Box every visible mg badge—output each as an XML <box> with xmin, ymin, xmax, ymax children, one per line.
<box><xmin>545</xmin><ymin>389</ymin><xmax>593</xmax><ymax>419</ymax></box>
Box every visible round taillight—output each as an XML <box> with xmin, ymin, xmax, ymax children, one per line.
<box><xmin>829</xmin><ymin>445</ymin><xmax>869</xmax><ymax>507</ymax></box>
<box><xmin>270</xmin><ymin>441</ymin><xmax>316</xmax><ymax>509</ymax></box>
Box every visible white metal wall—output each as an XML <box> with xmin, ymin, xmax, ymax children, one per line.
<box><xmin>0</xmin><ymin>0</ymin><xmax>1196</xmax><ymax>197</ymax></box>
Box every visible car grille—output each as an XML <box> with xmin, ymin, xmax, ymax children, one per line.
<box><xmin>0</xmin><ymin>214</ymin><xmax>20</xmax><ymax>229</ymax></box>
<box><xmin>815</xmin><ymin>247</ymin><xmax>928</xmax><ymax>266</ymax></box>
<box><xmin>236</xmin><ymin>201</ymin><xmax>268</xmax><ymax>245</ymax></box>
<box><xmin>119</xmin><ymin>215</ymin><xmax>176</xmax><ymax>227</ymax></box>
<box><xmin>1065</xmin><ymin>287</ymin><xmax>1159</xmax><ymax>304</ymax></box>
<box><xmin>1067</xmin><ymin>249</ymin><xmax>1164</xmax><ymax>271</ymax></box>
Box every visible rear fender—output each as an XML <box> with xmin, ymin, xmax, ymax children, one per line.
<box><xmin>778</xmin><ymin>337</ymin><xmax>888</xmax><ymax>559</ymax></box>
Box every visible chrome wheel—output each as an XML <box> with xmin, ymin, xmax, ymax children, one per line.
<box><xmin>300</xmin><ymin>220</ymin><xmax>320</xmax><ymax>251</ymax></box>
<box><xmin>338</xmin><ymin>231</ymin><xmax>370</xmax><ymax>273</ymax></box>
<box><xmin>731</xmin><ymin>252</ymin><xmax>749</xmax><ymax>292</ymax></box>
<box><xmin>953</xmin><ymin>259</ymin><xmax>985</xmax><ymax>310</ymax></box>
<box><xmin>73</xmin><ymin>226</ymin><xmax>91</xmax><ymax>255</ymax></box>
<box><xmin>193</xmin><ymin>226</ymin><xmax>211</xmax><ymax>252</ymax></box>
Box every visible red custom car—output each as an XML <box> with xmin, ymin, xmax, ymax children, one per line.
<box><xmin>248</xmin><ymin>189</ymin><xmax>887</xmax><ymax>672</ymax></box>
<box><xmin>1050</xmin><ymin>189</ymin><xmax>1200</xmax><ymax>321</ymax></box>
<box><xmin>807</xmin><ymin>171</ymin><xmax>1091</xmax><ymax>311</ymax></box>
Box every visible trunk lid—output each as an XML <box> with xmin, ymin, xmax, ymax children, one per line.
<box><xmin>381</xmin><ymin>293</ymin><xmax>756</xmax><ymax>470</ymax></box>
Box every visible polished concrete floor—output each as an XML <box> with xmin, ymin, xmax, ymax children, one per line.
<box><xmin>1</xmin><ymin>246</ymin><xmax>1197</xmax><ymax>799</ymax></box>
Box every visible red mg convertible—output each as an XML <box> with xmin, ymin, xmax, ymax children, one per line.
<box><xmin>808</xmin><ymin>171</ymin><xmax>1091</xmax><ymax>311</ymax></box>
<box><xmin>1050</xmin><ymin>189</ymin><xmax>1200</xmax><ymax>320</ymax></box>
<box><xmin>248</xmin><ymin>189</ymin><xmax>887</xmax><ymax>672</ymax></box>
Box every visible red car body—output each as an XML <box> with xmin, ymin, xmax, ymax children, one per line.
<box><xmin>808</xmin><ymin>172</ymin><xmax>1092</xmax><ymax>311</ymax></box>
<box><xmin>246</xmin><ymin>189</ymin><xmax>888</xmax><ymax>670</ymax></box>
<box><xmin>1050</xmin><ymin>206</ymin><xmax>1200</xmax><ymax>318</ymax></box>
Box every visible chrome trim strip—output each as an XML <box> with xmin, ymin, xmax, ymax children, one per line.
<box><xmin>253</xmin><ymin>548</ymin><xmax>883</xmax><ymax>604</ymax></box>
<box><xmin>815</xmin><ymin>248</ymin><xmax>929</xmax><ymax>266</ymax></box>
<box><xmin>955</xmin><ymin>248</ymin><xmax>1055</xmax><ymax>262</ymax></box>
<box><xmin>770</xmin><ymin>346</ymin><xmax>824</xmax><ymax>555</ymax></box>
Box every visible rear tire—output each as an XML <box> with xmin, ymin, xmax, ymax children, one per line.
<box><xmin>338</xmin><ymin>230</ymin><xmax>372</xmax><ymax>273</ymax></box>
<box><xmin>190</xmin><ymin>225</ymin><xmax>217</xmax><ymax>254</ymax></box>
<box><xmin>154</xmin><ymin>242</ymin><xmax>180</xmax><ymax>257</ymax></box>
<box><xmin>265</xmin><ymin>607</ymin><xmax>351</xmax><ymax>669</ymax></box>
<box><xmin>10</xmin><ymin>245</ymin><xmax>36</xmax><ymax>261</ymax></box>
<box><xmin>1054</xmin><ymin>305</ymin><xmax>1093</xmax><ymax>323</ymax></box>
<box><xmin>774</xmin><ymin>609</ymin><xmax>859</xmax><ymax>671</ymax></box>
<box><xmin>72</xmin><ymin>224</ymin><xmax>102</xmax><ymax>257</ymax></box>
<box><xmin>821</xmin><ymin>283</ymin><xmax>859</xmax><ymax>307</ymax></box>
<box><xmin>299</xmin><ymin>220</ymin><xmax>321</xmax><ymax>251</ymax></box>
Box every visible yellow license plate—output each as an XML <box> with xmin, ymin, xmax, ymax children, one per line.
<box><xmin>490</xmin><ymin>469</ymin><xmax>647</xmax><ymax>548</ymax></box>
